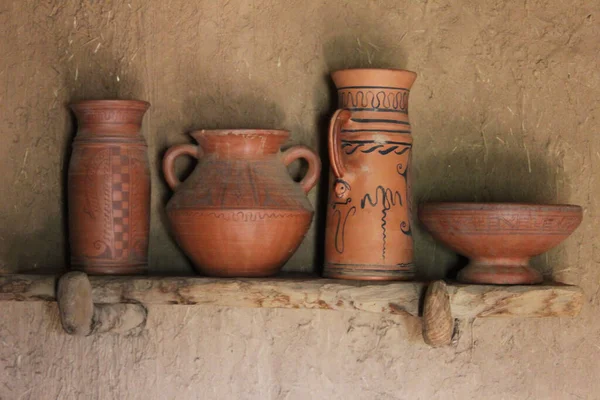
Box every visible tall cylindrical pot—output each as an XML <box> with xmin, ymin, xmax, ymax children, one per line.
<box><xmin>324</xmin><ymin>69</ymin><xmax>417</xmax><ymax>280</ymax></box>
<box><xmin>68</xmin><ymin>100</ymin><xmax>151</xmax><ymax>275</ymax></box>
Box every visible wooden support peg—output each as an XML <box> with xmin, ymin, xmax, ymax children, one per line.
<box><xmin>422</xmin><ymin>280</ymin><xmax>455</xmax><ymax>347</ymax></box>
<box><xmin>57</xmin><ymin>271</ymin><xmax>147</xmax><ymax>336</ymax></box>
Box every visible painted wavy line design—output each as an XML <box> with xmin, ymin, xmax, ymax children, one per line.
<box><xmin>341</xmin><ymin>140</ymin><xmax>412</xmax><ymax>156</ymax></box>
<box><xmin>332</xmin><ymin>206</ymin><xmax>357</xmax><ymax>254</ymax></box>
<box><xmin>360</xmin><ymin>186</ymin><xmax>403</xmax><ymax>260</ymax></box>
<box><xmin>339</xmin><ymin>90</ymin><xmax>409</xmax><ymax>111</ymax></box>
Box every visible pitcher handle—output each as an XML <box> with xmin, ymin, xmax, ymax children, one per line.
<box><xmin>281</xmin><ymin>145</ymin><xmax>322</xmax><ymax>194</ymax></box>
<box><xmin>328</xmin><ymin>109</ymin><xmax>351</xmax><ymax>179</ymax></box>
<box><xmin>162</xmin><ymin>144</ymin><xmax>200</xmax><ymax>190</ymax></box>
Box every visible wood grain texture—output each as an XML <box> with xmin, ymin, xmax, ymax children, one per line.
<box><xmin>0</xmin><ymin>275</ymin><xmax>583</xmax><ymax>319</ymax></box>
<box><xmin>448</xmin><ymin>283</ymin><xmax>585</xmax><ymax>319</ymax></box>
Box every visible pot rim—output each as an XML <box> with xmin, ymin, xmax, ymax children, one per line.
<box><xmin>190</xmin><ymin>129</ymin><xmax>290</xmax><ymax>137</ymax></box>
<box><xmin>332</xmin><ymin>67</ymin><xmax>417</xmax><ymax>75</ymax></box>
<box><xmin>70</xmin><ymin>99</ymin><xmax>150</xmax><ymax>110</ymax></box>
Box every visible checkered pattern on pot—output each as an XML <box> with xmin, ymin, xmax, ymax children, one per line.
<box><xmin>111</xmin><ymin>147</ymin><xmax>130</xmax><ymax>259</ymax></box>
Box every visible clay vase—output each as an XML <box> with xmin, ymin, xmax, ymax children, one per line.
<box><xmin>418</xmin><ymin>203</ymin><xmax>583</xmax><ymax>284</ymax></box>
<box><xmin>324</xmin><ymin>68</ymin><xmax>418</xmax><ymax>280</ymax></box>
<box><xmin>68</xmin><ymin>100</ymin><xmax>151</xmax><ymax>275</ymax></box>
<box><xmin>163</xmin><ymin>129</ymin><xmax>321</xmax><ymax>277</ymax></box>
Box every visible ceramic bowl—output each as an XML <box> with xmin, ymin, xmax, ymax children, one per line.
<box><xmin>418</xmin><ymin>203</ymin><xmax>583</xmax><ymax>284</ymax></box>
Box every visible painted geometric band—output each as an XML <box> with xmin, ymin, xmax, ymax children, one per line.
<box><xmin>422</xmin><ymin>214</ymin><xmax>581</xmax><ymax>235</ymax></box>
<box><xmin>337</xmin><ymin>86</ymin><xmax>411</xmax><ymax>91</ymax></box>
<box><xmin>174</xmin><ymin>210</ymin><xmax>306</xmax><ymax>222</ymax></box>
<box><xmin>341</xmin><ymin>139</ymin><xmax>412</xmax><ymax>155</ymax></box>
<box><xmin>346</xmin><ymin>108</ymin><xmax>408</xmax><ymax>114</ymax></box>
<box><xmin>80</xmin><ymin>110</ymin><xmax>137</xmax><ymax>123</ymax></box>
<box><xmin>338</xmin><ymin>88</ymin><xmax>409</xmax><ymax>112</ymax></box>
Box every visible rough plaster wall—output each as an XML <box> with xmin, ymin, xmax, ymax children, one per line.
<box><xmin>0</xmin><ymin>0</ymin><xmax>599</xmax><ymax>399</ymax></box>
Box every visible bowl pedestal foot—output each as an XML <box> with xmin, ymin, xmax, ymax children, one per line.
<box><xmin>458</xmin><ymin>258</ymin><xmax>543</xmax><ymax>285</ymax></box>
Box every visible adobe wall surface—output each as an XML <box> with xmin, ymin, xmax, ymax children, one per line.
<box><xmin>0</xmin><ymin>1</ymin><xmax>598</xmax><ymax>399</ymax></box>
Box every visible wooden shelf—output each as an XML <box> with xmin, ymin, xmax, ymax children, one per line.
<box><xmin>0</xmin><ymin>274</ymin><xmax>583</xmax><ymax>320</ymax></box>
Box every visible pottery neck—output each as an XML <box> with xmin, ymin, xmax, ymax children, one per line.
<box><xmin>70</xmin><ymin>100</ymin><xmax>150</xmax><ymax>142</ymax></box>
<box><xmin>331</xmin><ymin>68</ymin><xmax>417</xmax><ymax>129</ymax></box>
<box><xmin>192</xmin><ymin>130</ymin><xmax>289</xmax><ymax>159</ymax></box>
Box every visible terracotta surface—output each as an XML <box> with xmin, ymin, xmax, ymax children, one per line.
<box><xmin>324</xmin><ymin>69</ymin><xmax>417</xmax><ymax>280</ymax></box>
<box><xmin>163</xmin><ymin>130</ymin><xmax>320</xmax><ymax>277</ymax></box>
<box><xmin>1</xmin><ymin>1</ymin><xmax>599</xmax><ymax>399</ymax></box>
<box><xmin>419</xmin><ymin>203</ymin><xmax>583</xmax><ymax>284</ymax></box>
<box><xmin>68</xmin><ymin>100</ymin><xmax>150</xmax><ymax>275</ymax></box>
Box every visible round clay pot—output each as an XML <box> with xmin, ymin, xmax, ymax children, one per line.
<box><xmin>418</xmin><ymin>202</ymin><xmax>583</xmax><ymax>284</ymax></box>
<box><xmin>163</xmin><ymin>129</ymin><xmax>321</xmax><ymax>277</ymax></box>
<box><xmin>324</xmin><ymin>68</ymin><xmax>418</xmax><ymax>280</ymax></box>
<box><xmin>68</xmin><ymin>100</ymin><xmax>151</xmax><ymax>275</ymax></box>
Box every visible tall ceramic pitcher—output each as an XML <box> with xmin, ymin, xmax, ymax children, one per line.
<box><xmin>324</xmin><ymin>68</ymin><xmax>417</xmax><ymax>280</ymax></box>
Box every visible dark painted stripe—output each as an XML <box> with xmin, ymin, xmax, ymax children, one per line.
<box><xmin>327</xmin><ymin>262</ymin><xmax>414</xmax><ymax>266</ymax></box>
<box><xmin>346</xmin><ymin>107</ymin><xmax>408</xmax><ymax>114</ymax></box>
<box><xmin>341</xmin><ymin>139</ymin><xmax>412</xmax><ymax>146</ymax></box>
<box><xmin>350</xmin><ymin>118</ymin><xmax>410</xmax><ymax>125</ymax></box>
<box><xmin>338</xmin><ymin>85</ymin><xmax>410</xmax><ymax>91</ymax></box>
<box><xmin>341</xmin><ymin>129</ymin><xmax>412</xmax><ymax>134</ymax></box>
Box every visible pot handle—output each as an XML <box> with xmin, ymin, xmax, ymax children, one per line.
<box><xmin>282</xmin><ymin>145</ymin><xmax>322</xmax><ymax>194</ymax></box>
<box><xmin>162</xmin><ymin>144</ymin><xmax>200</xmax><ymax>190</ymax></box>
<box><xmin>328</xmin><ymin>109</ymin><xmax>352</xmax><ymax>179</ymax></box>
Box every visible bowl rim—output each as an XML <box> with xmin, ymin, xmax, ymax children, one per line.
<box><xmin>418</xmin><ymin>202</ymin><xmax>582</xmax><ymax>213</ymax></box>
